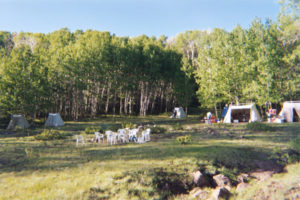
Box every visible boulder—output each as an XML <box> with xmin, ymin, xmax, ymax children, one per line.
<box><xmin>237</xmin><ymin>173</ymin><xmax>249</xmax><ymax>183</ymax></box>
<box><xmin>213</xmin><ymin>174</ymin><xmax>231</xmax><ymax>190</ymax></box>
<box><xmin>212</xmin><ymin>187</ymin><xmax>230</xmax><ymax>200</ymax></box>
<box><xmin>192</xmin><ymin>171</ymin><xmax>212</xmax><ymax>188</ymax></box>
<box><xmin>236</xmin><ymin>182</ymin><xmax>250</xmax><ymax>193</ymax></box>
<box><xmin>189</xmin><ymin>187</ymin><xmax>208</xmax><ymax>199</ymax></box>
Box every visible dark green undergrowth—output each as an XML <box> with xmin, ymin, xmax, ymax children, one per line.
<box><xmin>87</xmin><ymin>168</ymin><xmax>193</xmax><ymax>200</ymax></box>
<box><xmin>151</xmin><ymin>126</ymin><xmax>167</xmax><ymax>134</ymax></box>
<box><xmin>34</xmin><ymin>129</ymin><xmax>68</xmax><ymax>140</ymax></box>
<box><xmin>246</xmin><ymin>122</ymin><xmax>274</xmax><ymax>131</ymax></box>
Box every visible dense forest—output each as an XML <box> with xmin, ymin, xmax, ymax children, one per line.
<box><xmin>0</xmin><ymin>0</ymin><xmax>299</xmax><ymax>120</ymax></box>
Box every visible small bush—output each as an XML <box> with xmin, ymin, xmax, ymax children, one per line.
<box><xmin>176</xmin><ymin>135</ymin><xmax>191</xmax><ymax>145</ymax></box>
<box><xmin>84</xmin><ymin>126</ymin><xmax>103</xmax><ymax>134</ymax></box>
<box><xmin>34</xmin><ymin>129</ymin><xmax>67</xmax><ymax>141</ymax></box>
<box><xmin>270</xmin><ymin>147</ymin><xmax>300</xmax><ymax>165</ymax></box>
<box><xmin>172</xmin><ymin>122</ymin><xmax>183</xmax><ymax>130</ymax></box>
<box><xmin>121</xmin><ymin>122</ymin><xmax>136</xmax><ymax>129</ymax></box>
<box><xmin>246</xmin><ymin>122</ymin><xmax>274</xmax><ymax>131</ymax></box>
<box><xmin>151</xmin><ymin>126</ymin><xmax>167</xmax><ymax>134</ymax></box>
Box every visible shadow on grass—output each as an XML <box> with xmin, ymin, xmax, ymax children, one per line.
<box><xmin>0</xmin><ymin>140</ymin><xmax>272</xmax><ymax>174</ymax></box>
<box><xmin>1</xmin><ymin>123</ymin><xmax>298</xmax><ymax>174</ymax></box>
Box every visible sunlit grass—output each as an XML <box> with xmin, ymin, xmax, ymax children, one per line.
<box><xmin>0</xmin><ymin>116</ymin><xmax>299</xmax><ymax>199</ymax></box>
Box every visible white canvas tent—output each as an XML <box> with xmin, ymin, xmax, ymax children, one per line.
<box><xmin>278</xmin><ymin>101</ymin><xmax>300</xmax><ymax>122</ymax></box>
<box><xmin>7</xmin><ymin>115</ymin><xmax>30</xmax><ymax>130</ymax></box>
<box><xmin>171</xmin><ymin>107</ymin><xmax>187</xmax><ymax>118</ymax></box>
<box><xmin>45</xmin><ymin>113</ymin><xmax>64</xmax><ymax>127</ymax></box>
<box><xmin>224</xmin><ymin>103</ymin><xmax>261</xmax><ymax>123</ymax></box>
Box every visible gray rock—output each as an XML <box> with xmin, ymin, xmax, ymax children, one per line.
<box><xmin>192</xmin><ymin>171</ymin><xmax>211</xmax><ymax>188</ymax></box>
<box><xmin>212</xmin><ymin>187</ymin><xmax>231</xmax><ymax>200</ymax></box>
<box><xmin>189</xmin><ymin>187</ymin><xmax>208</xmax><ymax>199</ymax></box>
<box><xmin>237</xmin><ymin>173</ymin><xmax>249</xmax><ymax>183</ymax></box>
<box><xmin>213</xmin><ymin>174</ymin><xmax>231</xmax><ymax>190</ymax></box>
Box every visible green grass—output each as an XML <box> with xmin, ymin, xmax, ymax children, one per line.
<box><xmin>0</xmin><ymin>116</ymin><xmax>299</xmax><ymax>199</ymax></box>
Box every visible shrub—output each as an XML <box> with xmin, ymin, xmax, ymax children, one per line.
<box><xmin>172</xmin><ymin>122</ymin><xmax>183</xmax><ymax>130</ymax></box>
<box><xmin>246</xmin><ymin>122</ymin><xmax>274</xmax><ymax>131</ymax></box>
<box><xmin>176</xmin><ymin>135</ymin><xmax>191</xmax><ymax>145</ymax></box>
<box><xmin>270</xmin><ymin>147</ymin><xmax>300</xmax><ymax>165</ymax></box>
<box><xmin>121</xmin><ymin>122</ymin><xmax>136</xmax><ymax>129</ymax></box>
<box><xmin>34</xmin><ymin>129</ymin><xmax>67</xmax><ymax>141</ymax></box>
<box><xmin>151</xmin><ymin>126</ymin><xmax>167</xmax><ymax>134</ymax></box>
<box><xmin>84</xmin><ymin>126</ymin><xmax>103</xmax><ymax>134</ymax></box>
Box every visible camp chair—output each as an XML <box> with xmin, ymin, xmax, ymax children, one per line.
<box><xmin>142</xmin><ymin>128</ymin><xmax>151</xmax><ymax>142</ymax></box>
<box><xmin>94</xmin><ymin>132</ymin><xmax>104</xmax><ymax>143</ymax></box>
<box><xmin>75</xmin><ymin>135</ymin><xmax>85</xmax><ymax>146</ymax></box>
<box><xmin>129</xmin><ymin>128</ymin><xmax>138</xmax><ymax>142</ymax></box>
<box><xmin>136</xmin><ymin>135</ymin><xmax>145</xmax><ymax>144</ymax></box>
<box><xmin>105</xmin><ymin>130</ymin><xmax>117</xmax><ymax>145</ymax></box>
<box><xmin>117</xmin><ymin>129</ymin><xmax>129</xmax><ymax>143</ymax></box>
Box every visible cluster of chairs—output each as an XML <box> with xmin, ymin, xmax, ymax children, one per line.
<box><xmin>75</xmin><ymin>128</ymin><xmax>151</xmax><ymax>146</ymax></box>
<box><xmin>105</xmin><ymin>128</ymin><xmax>151</xmax><ymax>145</ymax></box>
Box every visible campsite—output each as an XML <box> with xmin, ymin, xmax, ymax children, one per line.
<box><xmin>0</xmin><ymin>0</ymin><xmax>300</xmax><ymax>199</ymax></box>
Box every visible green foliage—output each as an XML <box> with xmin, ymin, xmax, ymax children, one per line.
<box><xmin>0</xmin><ymin>30</ymin><xmax>192</xmax><ymax>119</ymax></box>
<box><xmin>34</xmin><ymin>129</ymin><xmax>67</xmax><ymax>141</ymax></box>
<box><xmin>246</xmin><ymin>122</ymin><xmax>274</xmax><ymax>131</ymax></box>
<box><xmin>150</xmin><ymin>126</ymin><xmax>167</xmax><ymax>134</ymax></box>
<box><xmin>84</xmin><ymin>126</ymin><xmax>103</xmax><ymax>134</ymax></box>
<box><xmin>176</xmin><ymin>135</ymin><xmax>191</xmax><ymax>145</ymax></box>
<box><xmin>290</xmin><ymin>136</ymin><xmax>300</xmax><ymax>151</ymax></box>
<box><xmin>172</xmin><ymin>122</ymin><xmax>183</xmax><ymax>130</ymax></box>
<box><xmin>121</xmin><ymin>122</ymin><xmax>136</xmax><ymax>129</ymax></box>
<box><xmin>270</xmin><ymin>147</ymin><xmax>300</xmax><ymax>165</ymax></box>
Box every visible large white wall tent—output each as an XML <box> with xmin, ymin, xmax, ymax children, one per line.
<box><xmin>45</xmin><ymin>113</ymin><xmax>64</xmax><ymax>127</ymax></box>
<box><xmin>171</xmin><ymin>107</ymin><xmax>187</xmax><ymax>118</ymax></box>
<box><xmin>7</xmin><ymin>115</ymin><xmax>30</xmax><ymax>130</ymax></box>
<box><xmin>278</xmin><ymin>101</ymin><xmax>300</xmax><ymax>122</ymax></box>
<box><xmin>224</xmin><ymin>103</ymin><xmax>262</xmax><ymax>123</ymax></box>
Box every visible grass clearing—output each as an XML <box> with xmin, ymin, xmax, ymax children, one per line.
<box><xmin>0</xmin><ymin>116</ymin><xmax>299</xmax><ymax>199</ymax></box>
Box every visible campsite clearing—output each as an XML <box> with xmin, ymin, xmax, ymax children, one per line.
<box><xmin>0</xmin><ymin>115</ymin><xmax>299</xmax><ymax>200</ymax></box>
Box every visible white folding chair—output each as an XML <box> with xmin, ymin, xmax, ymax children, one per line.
<box><xmin>136</xmin><ymin>135</ymin><xmax>145</xmax><ymax>144</ymax></box>
<box><xmin>105</xmin><ymin>130</ymin><xmax>117</xmax><ymax>145</ymax></box>
<box><xmin>75</xmin><ymin>135</ymin><xmax>85</xmax><ymax>146</ymax></box>
<box><xmin>143</xmin><ymin>128</ymin><xmax>151</xmax><ymax>142</ymax></box>
<box><xmin>94</xmin><ymin>132</ymin><xmax>104</xmax><ymax>143</ymax></box>
<box><xmin>117</xmin><ymin>129</ymin><xmax>129</xmax><ymax>143</ymax></box>
<box><xmin>129</xmin><ymin>128</ymin><xmax>138</xmax><ymax>142</ymax></box>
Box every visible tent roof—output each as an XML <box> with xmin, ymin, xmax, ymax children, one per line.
<box><xmin>229</xmin><ymin>103</ymin><xmax>256</xmax><ymax>109</ymax></box>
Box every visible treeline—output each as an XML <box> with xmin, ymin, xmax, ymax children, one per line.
<box><xmin>171</xmin><ymin>1</ymin><xmax>300</xmax><ymax>116</ymax></box>
<box><xmin>0</xmin><ymin>30</ymin><xmax>193</xmax><ymax>120</ymax></box>
<box><xmin>0</xmin><ymin>0</ymin><xmax>299</xmax><ymax>120</ymax></box>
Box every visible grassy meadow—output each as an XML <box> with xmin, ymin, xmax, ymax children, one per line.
<box><xmin>0</xmin><ymin>115</ymin><xmax>299</xmax><ymax>200</ymax></box>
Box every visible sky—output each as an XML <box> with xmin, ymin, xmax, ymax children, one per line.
<box><xmin>0</xmin><ymin>0</ymin><xmax>281</xmax><ymax>37</ymax></box>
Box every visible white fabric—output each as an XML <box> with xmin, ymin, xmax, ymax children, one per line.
<box><xmin>7</xmin><ymin>115</ymin><xmax>30</xmax><ymax>129</ymax></box>
<box><xmin>224</xmin><ymin>104</ymin><xmax>262</xmax><ymax>123</ymax></box>
<box><xmin>45</xmin><ymin>113</ymin><xmax>64</xmax><ymax>127</ymax></box>
<box><xmin>278</xmin><ymin>101</ymin><xmax>300</xmax><ymax>122</ymax></box>
<box><xmin>171</xmin><ymin>107</ymin><xmax>187</xmax><ymax>118</ymax></box>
